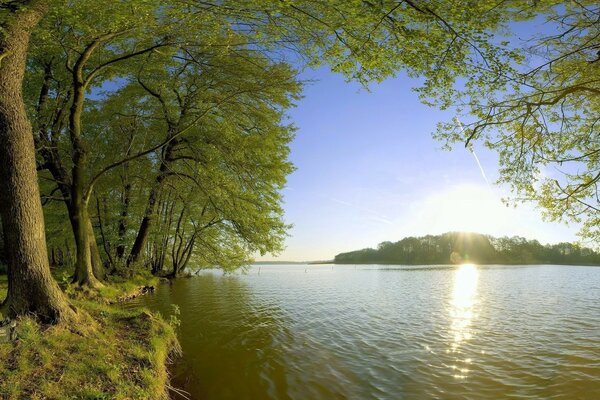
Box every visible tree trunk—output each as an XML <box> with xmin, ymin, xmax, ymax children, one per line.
<box><xmin>116</xmin><ymin>181</ymin><xmax>131</xmax><ymax>259</ymax></box>
<box><xmin>180</xmin><ymin>235</ymin><xmax>196</xmax><ymax>275</ymax></box>
<box><xmin>153</xmin><ymin>194</ymin><xmax>175</xmax><ymax>275</ymax></box>
<box><xmin>171</xmin><ymin>235</ymin><xmax>195</xmax><ymax>279</ymax></box>
<box><xmin>116</xmin><ymin>135</ymin><xmax>134</xmax><ymax>260</ymax></box>
<box><xmin>127</xmin><ymin>140</ymin><xmax>177</xmax><ymax>266</ymax></box>
<box><xmin>0</xmin><ymin>1</ymin><xmax>76</xmax><ymax>323</ymax></box>
<box><xmin>33</xmin><ymin>58</ymin><xmax>104</xmax><ymax>281</ymax></box>
<box><xmin>127</xmin><ymin>190</ymin><xmax>157</xmax><ymax>266</ymax></box>
<box><xmin>69</xmin><ymin>200</ymin><xmax>102</xmax><ymax>287</ymax></box>
<box><xmin>88</xmin><ymin>217</ymin><xmax>105</xmax><ymax>280</ymax></box>
<box><xmin>96</xmin><ymin>197</ymin><xmax>115</xmax><ymax>271</ymax></box>
<box><xmin>64</xmin><ymin>198</ymin><xmax>104</xmax><ymax>281</ymax></box>
<box><xmin>68</xmin><ymin>51</ymin><xmax>103</xmax><ymax>287</ymax></box>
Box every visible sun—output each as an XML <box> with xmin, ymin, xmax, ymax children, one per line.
<box><xmin>417</xmin><ymin>184</ymin><xmax>512</xmax><ymax>235</ymax></box>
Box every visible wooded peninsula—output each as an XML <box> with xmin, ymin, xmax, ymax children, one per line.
<box><xmin>334</xmin><ymin>233</ymin><xmax>600</xmax><ymax>266</ymax></box>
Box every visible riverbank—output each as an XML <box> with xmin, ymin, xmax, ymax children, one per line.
<box><xmin>0</xmin><ymin>274</ymin><xmax>180</xmax><ymax>399</ymax></box>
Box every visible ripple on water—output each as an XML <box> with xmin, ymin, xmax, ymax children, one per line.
<box><xmin>129</xmin><ymin>264</ymin><xmax>600</xmax><ymax>400</ymax></box>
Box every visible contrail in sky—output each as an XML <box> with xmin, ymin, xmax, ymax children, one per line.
<box><xmin>454</xmin><ymin>117</ymin><xmax>492</xmax><ymax>188</ymax></box>
<box><xmin>326</xmin><ymin>195</ymin><xmax>394</xmax><ymax>225</ymax></box>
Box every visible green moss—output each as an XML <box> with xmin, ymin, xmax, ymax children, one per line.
<box><xmin>0</xmin><ymin>275</ymin><xmax>180</xmax><ymax>400</ymax></box>
<box><xmin>97</xmin><ymin>273</ymin><xmax>160</xmax><ymax>303</ymax></box>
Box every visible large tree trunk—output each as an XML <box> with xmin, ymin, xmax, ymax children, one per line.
<box><xmin>63</xmin><ymin>204</ymin><xmax>105</xmax><ymax>283</ymax></box>
<box><xmin>0</xmin><ymin>1</ymin><xmax>76</xmax><ymax>323</ymax></box>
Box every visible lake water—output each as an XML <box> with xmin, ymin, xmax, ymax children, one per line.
<box><xmin>129</xmin><ymin>264</ymin><xmax>600</xmax><ymax>399</ymax></box>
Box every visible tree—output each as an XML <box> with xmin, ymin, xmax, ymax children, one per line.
<box><xmin>428</xmin><ymin>1</ymin><xmax>600</xmax><ymax>245</ymax></box>
<box><xmin>85</xmin><ymin>45</ymin><xmax>299</xmax><ymax>276</ymax></box>
<box><xmin>27</xmin><ymin>0</ymin><xmax>511</xmax><ymax>283</ymax></box>
<box><xmin>0</xmin><ymin>0</ymin><xmax>76</xmax><ymax>323</ymax></box>
<box><xmin>28</xmin><ymin>0</ymin><xmax>176</xmax><ymax>286</ymax></box>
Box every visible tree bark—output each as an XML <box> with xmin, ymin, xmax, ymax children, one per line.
<box><xmin>69</xmin><ymin>200</ymin><xmax>102</xmax><ymax>287</ymax></box>
<box><xmin>88</xmin><ymin>217</ymin><xmax>105</xmax><ymax>280</ymax></box>
<box><xmin>0</xmin><ymin>1</ymin><xmax>77</xmax><ymax>323</ymax></box>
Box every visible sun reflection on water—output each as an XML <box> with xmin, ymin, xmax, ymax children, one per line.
<box><xmin>448</xmin><ymin>263</ymin><xmax>479</xmax><ymax>379</ymax></box>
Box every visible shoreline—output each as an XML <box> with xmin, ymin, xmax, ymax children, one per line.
<box><xmin>0</xmin><ymin>275</ymin><xmax>180</xmax><ymax>399</ymax></box>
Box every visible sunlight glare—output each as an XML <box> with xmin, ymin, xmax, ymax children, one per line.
<box><xmin>448</xmin><ymin>263</ymin><xmax>479</xmax><ymax>378</ymax></box>
<box><xmin>416</xmin><ymin>184</ymin><xmax>512</xmax><ymax>235</ymax></box>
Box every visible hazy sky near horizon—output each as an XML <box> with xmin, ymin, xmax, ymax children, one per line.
<box><xmin>257</xmin><ymin>68</ymin><xmax>580</xmax><ymax>262</ymax></box>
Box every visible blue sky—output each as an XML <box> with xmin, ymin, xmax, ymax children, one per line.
<box><xmin>257</xmin><ymin>67</ymin><xmax>580</xmax><ymax>261</ymax></box>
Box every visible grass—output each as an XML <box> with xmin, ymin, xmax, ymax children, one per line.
<box><xmin>0</xmin><ymin>274</ymin><xmax>180</xmax><ymax>400</ymax></box>
<box><xmin>0</xmin><ymin>274</ymin><xmax>6</xmax><ymax>301</ymax></box>
<box><xmin>71</xmin><ymin>273</ymin><xmax>160</xmax><ymax>304</ymax></box>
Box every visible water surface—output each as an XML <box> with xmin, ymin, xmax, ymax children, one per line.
<box><xmin>130</xmin><ymin>264</ymin><xmax>600</xmax><ymax>399</ymax></box>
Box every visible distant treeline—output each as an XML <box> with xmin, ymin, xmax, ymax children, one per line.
<box><xmin>334</xmin><ymin>232</ymin><xmax>600</xmax><ymax>266</ymax></box>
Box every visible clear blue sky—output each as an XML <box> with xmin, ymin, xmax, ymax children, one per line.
<box><xmin>257</xmin><ymin>67</ymin><xmax>580</xmax><ymax>261</ymax></box>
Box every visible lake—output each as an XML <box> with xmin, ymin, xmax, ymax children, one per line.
<box><xmin>129</xmin><ymin>264</ymin><xmax>600</xmax><ymax>399</ymax></box>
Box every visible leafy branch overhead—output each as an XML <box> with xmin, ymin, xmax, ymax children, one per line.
<box><xmin>427</xmin><ymin>1</ymin><xmax>600</xmax><ymax>243</ymax></box>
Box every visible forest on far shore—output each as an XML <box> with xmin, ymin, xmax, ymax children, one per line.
<box><xmin>334</xmin><ymin>233</ymin><xmax>600</xmax><ymax>266</ymax></box>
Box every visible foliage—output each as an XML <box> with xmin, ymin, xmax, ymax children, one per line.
<box><xmin>25</xmin><ymin>0</ymin><xmax>524</xmax><ymax>278</ymax></box>
<box><xmin>26</xmin><ymin>0</ymin><xmax>304</xmax><ymax>277</ymax></box>
<box><xmin>85</xmin><ymin>44</ymin><xmax>299</xmax><ymax>275</ymax></box>
<box><xmin>23</xmin><ymin>0</ymin><xmax>595</xmax><ymax>282</ymax></box>
<box><xmin>334</xmin><ymin>232</ymin><xmax>600</xmax><ymax>265</ymax></box>
<box><xmin>426</xmin><ymin>1</ymin><xmax>600</xmax><ymax>244</ymax></box>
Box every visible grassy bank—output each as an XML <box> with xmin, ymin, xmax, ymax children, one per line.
<box><xmin>0</xmin><ymin>275</ymin><xmax>179</xmax><ymax>400</ymax></box>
